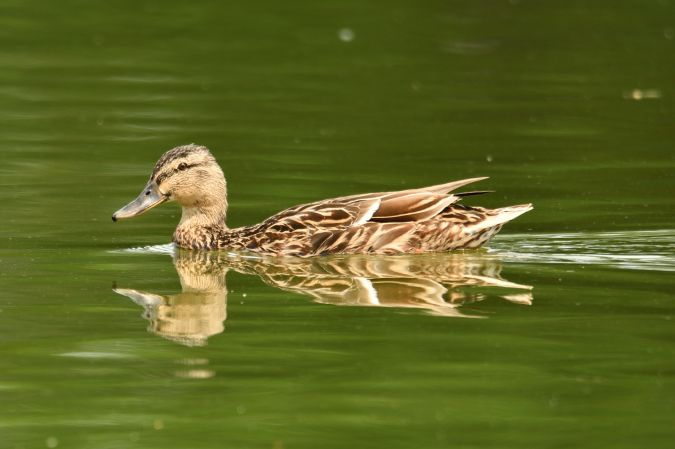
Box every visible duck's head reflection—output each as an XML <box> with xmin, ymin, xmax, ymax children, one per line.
<box><xmin>114</xmin><ymin>249</ymin><xmax>532</xmax><ymax>346</ymax></box>
<box><xmin>114</xmin><ymin>251</ymin><xmax>228</xmax><ymax>346</ymax></box>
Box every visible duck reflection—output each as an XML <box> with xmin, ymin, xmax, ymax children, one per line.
<box><xmin>114</xmin><ymin>252</ymin><xmax>228</xmax><ymax>346</ymax></box>
<box><xmin>114</xmin><ymin>249</ymin><xmax>532</xmax><ymax>346</ymax></box>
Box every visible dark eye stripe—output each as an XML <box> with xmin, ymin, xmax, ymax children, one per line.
<box><xmin>154</xmin><ymin>162</ymin><xmax>201</xmax><ymax>185</ymax></box>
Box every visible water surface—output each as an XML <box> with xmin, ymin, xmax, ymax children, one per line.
<box><xmin>1</xmin><ymin>1</ymin><xmax>673</xmax><ymax>448</ymax></box>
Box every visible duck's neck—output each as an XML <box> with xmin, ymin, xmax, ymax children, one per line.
<box><xmin>171</xmin><ymin>169</ymin><xmax>232</xmax><ymax>249</ymax></box>
<box><xmin>173</xmin><ymin>201</ymin><xmax>230</xmax><ymax>249</ymax></box>
<box><xmin>178</xmin><ymin>204</ymin><xmax>227</xmax><ymax>229</ymax></box>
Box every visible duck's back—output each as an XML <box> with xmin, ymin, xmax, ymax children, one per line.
<box><xmin>216</xmin><ymin>178</ymin><xmax>532</xmax><ymax>257</ymax></box>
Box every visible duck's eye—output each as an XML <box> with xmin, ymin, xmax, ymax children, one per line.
<box><xmin>145</xmin><ymin>190</ymin><xmax>150</xmax><ymax>196</ymax></box>
<box><xmin>178</xmin><ymin>163</ymin><xmax>188</xmax><ymax>171</ymax></box>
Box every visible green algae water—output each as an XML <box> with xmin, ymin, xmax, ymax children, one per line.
<box><xmin>1</xmin><ymin>1</ymin><xmax>674</xmax><ymax>448</ymax></box>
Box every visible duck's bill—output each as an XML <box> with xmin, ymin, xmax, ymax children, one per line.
<box><xmin>112</xmin><ymin>180</ymin><xmax>168</xmax><ymax>222</ymax></box>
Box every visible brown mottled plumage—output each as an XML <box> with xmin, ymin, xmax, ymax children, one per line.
<box><xmin>112</xmin><ymin>144</ymin><xmax>532</xmax><ymax>256</ymax></box>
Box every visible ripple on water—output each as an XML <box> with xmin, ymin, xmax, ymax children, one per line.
<box><xmin>114</xmin><ymin>243</ymin><xmax>177</xmax><ymax>255</ymax></box>
<box><xmin>111</xmin><ymin>231</ymin><xmax>675</xmax><ymax>272</ymax></box>
<box><xmin>113</xmin><ymin>243</ymin><xmax>264</xmax><ymax>261</ymax></box>
<box><xmin>491</xmin><ymin>229</ymin><xmax>675</xmax><ymax>272</ymax></box>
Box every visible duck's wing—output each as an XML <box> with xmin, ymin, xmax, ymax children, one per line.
<box><xmin>261</xmin><ymin>197</ymin><xmax>383</xmax><ymax>231</ymax></box>
<box><xmin>341</xmin><ymin>176</ymin><xmax>491</xmax><ymax>223</ymax></box>
<box><xmin>248</xmin><ymin>177</ymin><xmax>492</xmax><ymax>255</ymax></box>
<box><xmin>265</xmin><ymin>177</ymin><xmax>489</xmax><ymax>231</ymax></box>
<box><xmin>334</xmin><ymin>176</ymin><xmax>489</xmax><ymax>201</ymax></box>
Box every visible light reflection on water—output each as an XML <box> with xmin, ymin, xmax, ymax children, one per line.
<box><xmin>119</xmin><ymin>228</ymin><xmax>675</xmax><ymax>271</ymax></box>
<box><xmin>491</xmin><ymin>229</ymin><xmax>675</xmax><ymax>272</ymax></box>
<box><xmin>0</xmin><ymin>1</ymin><xmax>671</xmax><ymax>446</ymax></box>
<box><xmin>111</xmin><ymin>229</ymin><xmax>674</xmax><ymax>345</ymax></box>
<box><xmin>113</xmin><ymin>249</ymin><xmax>533</xmax><ymax>345</ymax></box>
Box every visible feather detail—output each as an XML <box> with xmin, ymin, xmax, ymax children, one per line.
<box><xmin>463</xmin><ymin>204</ymin><xmax>533</xmax><ymax>234</ymax></box>
<box><xmin>192</xmin><ymin>181</ymin><xmax>530</xmax><ymax>256</ymax></box>
<box><xmin>454</xmin><ymin>190</ymin><xmax>494</xmax><ymax>197</ymax></box>
<box><xmin>352</xmin><ymin>199</ymin><xmax>382</xmax><ymax>226</ymax></box>
<box><xmin>373</xmin><ymin>193</ymin><xmax>457</xmax><ymax>222</ymax></box>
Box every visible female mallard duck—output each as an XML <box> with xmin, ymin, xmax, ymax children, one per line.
<box><xmin>112</xmin><ymin>144</ymin><xmax>532</xmax><ymax>256</ymax></box>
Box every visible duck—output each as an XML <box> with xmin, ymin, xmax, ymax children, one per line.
<box><xmin>112</xmin><ymin>144</ymin><xmax>532</xmax><ymax>256</ymax></box>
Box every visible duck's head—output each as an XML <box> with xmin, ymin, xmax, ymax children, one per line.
<box><xmin>112</xmin><ymin>144</ymin><xmax>226</xmax><ymax>222</ymax></box>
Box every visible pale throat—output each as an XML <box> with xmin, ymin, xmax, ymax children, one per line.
<box><xmin>177</xmin><ymin>199</ymin><xmax>228</xmax><ymax>230</ymax></box>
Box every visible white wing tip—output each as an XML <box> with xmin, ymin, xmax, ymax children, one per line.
<box><xmin>353</xmin><ymin>199</ymin><xmax>382</xmax><ymax>226</ymax></box>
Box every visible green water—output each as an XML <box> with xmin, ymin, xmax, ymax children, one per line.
<box><xmin>1</xmin><ymin>1</ymin><xmax>674</xmax><ymax>448</ymax></box>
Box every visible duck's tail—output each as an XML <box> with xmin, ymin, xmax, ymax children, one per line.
<box><xmin>464</xmin><ymin>203</ymin><xmax>533</xmax><ymax>234</ymax></box>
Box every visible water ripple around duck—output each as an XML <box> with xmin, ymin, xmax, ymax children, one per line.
<box><xmin>111</xmin><ymin>230</ymin><xmax>675</xmax><ymax>272</ymax></box>
<box><xmin>491</xmin><ymin>229</ymin><xmax>675</xmax><ymax>272</ymax></box>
